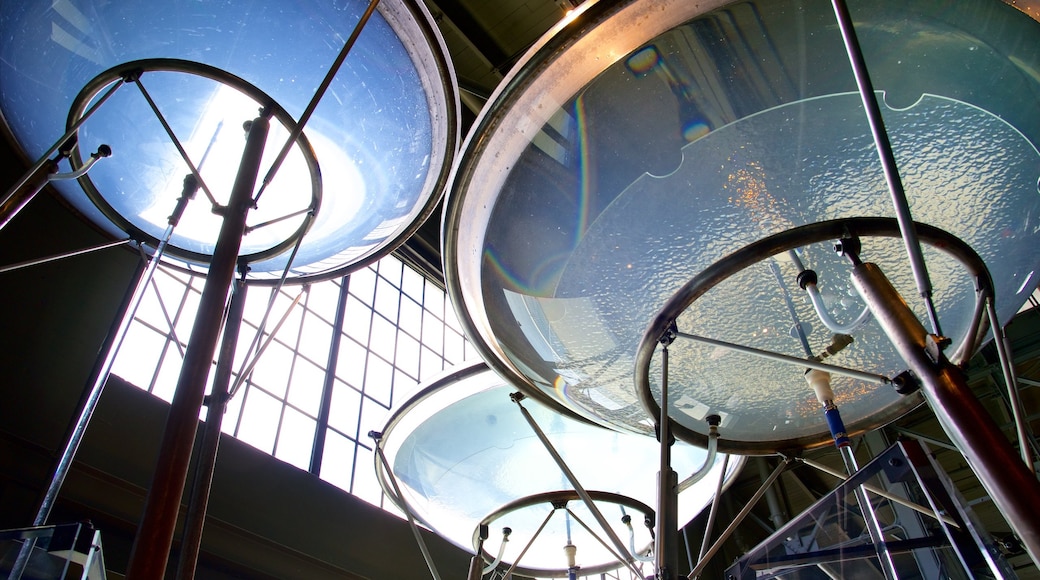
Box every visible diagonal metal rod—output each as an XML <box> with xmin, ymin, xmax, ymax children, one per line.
<box><xmin>502</xmin><ymin>508</ymin><xmax>557</xmax><ymax>579</ymax></box>
<box><xmin>132</xmin><ymin>76</ymin><xmax>220</xmax><ymax>207</ymax></box>
<box><xmin>512</xmin><ymin>397</ymin><xmax>637</xmax><ymax>567</ymax></box>
<box><xmin>675</xmin><ymin>331</ymin><xmax>890</xmax><ymax>385</ymax></box>
<box><xmin>373</xmin><ymin>436</ymin><xmax>443</xmax><ymax>580</ymax></box>
<box><xmin>228</xmin><ymin>286</ymin><xmax>307</xmax><ymax>399</ymax></box>
<box><xmin>830</xmin><ymin>0</ymin><xmax>941</xmax><ymax>335</ymax></box>
<box><xmin>563</xmin><ymin>507</ymin><xmax>639</xmax><ymax>574</ymax></box>
<box><xmin>254</xmin><ymin>0</ymin><xmax>381</xmax><ymax>204</ymax></box>
<box><xmin>689</xmin><ymin>457</ymin><xmax>791</xmax><ymax>579</ymax></box>
<box><xmin>0</xmin><ymin>239</ymin><xmax>130</xmax><ymax>274</ymax></box>
<box><xmin>697</xmin><ymin>453</ymin><xmax>730</xmax><ymax>563</ymax></box>
<box><xmin>985</xmin><ymin>301</ymin><xmax>1035</xmax><ymax>468</ymax></box>
<box><xmin>797</xmin><ymin>457</ymin><xmax>958</xmax><ymax>527</ymax></box>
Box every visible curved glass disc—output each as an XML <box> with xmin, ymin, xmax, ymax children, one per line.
<box><xmin>0</xmin><ymin>0</ymin><xmax>458</xmax><ymax>281</ymax></box>
<box><xmin>377</xmin><ymin>362</ymin><xmax>742</xmax><ymax>576</ymax></box>
<box><xmin>442</xmin><ymin>0</ymin><xmax>1040</xmax><ymax>450</ymax></box>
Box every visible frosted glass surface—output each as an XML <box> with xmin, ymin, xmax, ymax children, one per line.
<box><xmin>378</xmin><ymin>362</ymin><xmax>742</xmax><ymax>575</ymax></box>
<box><xmin>443</xmin><ymin>0</ymin><xmax>1040</xmax><ymax>451</ymax></box>
<box><xmin>0</xmin><ymin>0</ymin><xmax>456</xmax><ymax>281</ymax></box>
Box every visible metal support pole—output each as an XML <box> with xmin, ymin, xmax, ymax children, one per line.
<box><xmin>830</xmin><ymin>0</ymin><xmax>941</xmax><ymax>335</ymax></box>
<box><xmin>125</xmin><ymin>115</ymin><xmax>270</xmax><ymax>579</ymax></box>
<box><xmin>174</xmin><ymin>275</ymin><xmax>248</xmax><ymax>580</ymax></box>
<box><xmin>851</xmin><ymin>261</ymin><xmax>1040</xmax><ymax>568</ymax></box>
<box><xmin>372</xmin><ymin>433</ymin><xmax>443</xmax><ymax>580</ymax></box>
<box><xmin>656</xmin><ymin>335</ymin><xmax>678</xmax><ymax>580</ymax></box>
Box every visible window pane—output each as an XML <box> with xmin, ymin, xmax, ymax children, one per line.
<box><xmin>275</xmin><ymin>407</ymin><xmax>316</xmax><ymax>471</ymax></box>
<box><xmin>342</xmin><ymin>299</ymin><xmax>372</xmax><ymax>344</ymax></box>
<box><xmin>351</xmin><ymin>445</ymin><xmax>382</xmax><ymax>507</ymax></box>
<box><xmin>288</xmin><ymin>357</ymin><xmax>324</xmax><ymax>416</ymax></box>
<box><xmin>419</xmin><ymin>346</ymin><xmax>443</xmax><ymax>382</ymax></box>
<box><xmin>337</xmin><ymin>337</ymin><xmax>367</xmax><ymax>389</ymax></box>
<box><xmin>394</xmin><ymin>332</ymin><xmax>420</xmax><ymax>380</ymax></box>
<box><xmin>374</xmin><ymin>276</ymin><xmax>400</xmax><ymax>323</ymax></box>
<box><xmin>319</xmin><ymin>430</ymin><xmax>355</xmax><ymax>492</ymax></box>
<box><xmin>306</xmin><ymin>278</ymin><xmax>341</xmax><ymax>323</ymax></box>
<box><xmin>398</xmin><ymin>296</ymin><xmax>422</xmax><ymax>339</ymax></box>
<box><xmin>113</xmin><ymin>324</ymin><xmax>165</xmax><ymax>390</ymax></box>
<box><xmin>364</xmin><ymin>355</ymin><xmax>393</xmax><ymax>406</ymax></box>
<box><xmin>421</xmin><ymin>312</ymin><xmax>443</xmax><ymax>353</ymax></box>
<box><xmin>298</xmin><ymin>314</ymin><xmax>332</xmax><ymax>364</ymax></box>
<box><xmin>250</xmin><ymin>342</ymin><xmax>292</xmax><ymax>399</ymax></box>
<box><xmin>369</xmin><ymin>315</ymin><xmax>397</xmax><ymax>362</ymax></box>
<box><xmin>349</xmin><ymin>266</ymin><xmax>377</xmax><ymax>306</ymax></box>
<box><xmin>151</xmin><ymin>345</ymin><xmax>186</xmax><ymax>401</ymax></box>
<box><xmin>401</xmin><ymin>265</ymin><xmax>424</xmax><ymax>302</ymax></box>
<box><xmin>329</xmin><ymin>379</ymin><xmax>362</xmax><ymax>437</ymax></box>
<box><xmin>236</xmin><ymin>388</ymin><xmax>281</xmax><ymax>453</ymax></box>
<box><xmin>378</xmin><ymin>257</ymin><xmax>402</xmax><ymax>288</ymax></box>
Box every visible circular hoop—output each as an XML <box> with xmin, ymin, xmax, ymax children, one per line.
<box><xmin>634</xmin><ymin>217</ymin><xmax>993</xmax><ymax>454</ymax></box>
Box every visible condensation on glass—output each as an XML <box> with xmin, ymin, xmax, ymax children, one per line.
<box><xmin>442</xmin><ymin>0</ymin><xmax>1040</xmax><ymax>451</ymax></box>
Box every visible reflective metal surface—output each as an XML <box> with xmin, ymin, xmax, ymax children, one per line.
<box><xmin>0</xmin><ymin>0</ymin><xmax>458</xmax><ymax>282</ymax></box>
<box><xmin>376</xmin><ymin>362</ymin><xmax>742</xmax><ymax>577</ymax></box>
<box><xmin>442</xmin><ymin>0</ymin><xmax>1040</xmax><ymax>450</ymax></box>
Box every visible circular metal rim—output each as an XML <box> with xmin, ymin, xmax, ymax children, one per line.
<box><xmin>66</xmin><ymin>58</ymin><xmax>322</xmax><ymax>276</ymax></box>
<box><xmin>440</xmin><ymin>0</ymin><xmax>743</xmax><ymax>426</ymax></box>
<box><xmin>634</xmin><ymin>217</ymin><xmax>994</xmax><ymax>455</ymax></box>
<box><xmin>373</xmin><ymin>361</ymin><xmax>488</xmax><ymax>529</ymax></box>
<box><xmin>310</xmin><ymin>0</ymin><xmax>463</xmax><ymax>286</ymax></box>
<box><xmin>473</xmin><ymin>489</ymin><xmax>655</xmax><ymax>578</ymax></box>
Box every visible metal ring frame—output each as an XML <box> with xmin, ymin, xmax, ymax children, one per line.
<box><xmin>65</xmin><ymin>58</ymin><xmax>322</xmax><ymax>278</ymax></box>
<box><xmin>474</xmin><ymin>489</ymin><xmax>655</xmax><ymax>579</ymax></box>
<box><xmin>634</xmin><ymin>217</ymin><xmax>994</xmax><ymax>454</ymax></box>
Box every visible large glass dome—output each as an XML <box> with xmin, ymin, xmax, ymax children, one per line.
<box><xmin>442</xmin><ymin>0</ymin><xmax>1040</xmax><ymax>452</ymax></box>
<box><xmin>376</xmin><ymin>362</ymin><xmax>743</xmax><ymax>577</ymax></box>
<box><xmin>0</xmin><ymin>0</ymin><xmax>458</xmax><ymax>282</ymax></box>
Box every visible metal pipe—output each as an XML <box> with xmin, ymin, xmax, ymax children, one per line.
<box><xmin>125</xmin><ymin>115</ymin><xmax>270</xmax><ymax>580</ymax></box>
<box><xmin>512</xmin><ymin>396</ymin><xmax>637</xmax><ymax>569</ymax></box>
<box><xmin>0</xmin><ymin>238</ymin><xmax>130</xmax><ymax>275</ymax></box>
<box><xmin>228</xmin><ymin>287</ymin><xmax>307</xmax><ymax>399</ymax></box>
<box><xmin>796</xmin><ymin>457</ymin><xmax>959</xmax><ymax>526</ymax></box>
<box><xmin>30</xmin><ymin>173</ymin><xmax>201</xmax><ymax>532</ymax></box>
<box><xmin>839</xmin><ymin>444</ymin><xmax>899</xmax><ymax>579</ymax></box>
<box><xmin>688</xmin><ymin>457</ymin><xmax>791</xmax><ymax>579</ymax></box>
<box><xmin>0</xmin><ymin>154</ymin><xmax>59</xmax><ymax>232</ymax></box>
<box><xmin>254</xmin><ymin>0</ymin><xmax>381</xmax><ymax>204</ymax></box>
<box><xmin>787</xmin><ymin>250</ymin><xmax>872</xmax><ymax>335</ymax></box>
<box><xmin>697</xmin><ymin>454</ymin><xmax>731</xmax><ymax>564</ymax></box>
<box><xmin>656</xmin><ymin>341</ymin><xmax>679</xmax><ymax>579</ymax></box>
<box><xmin>985</xmin><ymin>301</ymin><xmax>1035</xmax><ymax>469</ymax></box>
<box><xmin>174</xmin><ymin>277</ymin><xmax>248</xmax><ymax>580</ymax></box>
<box><xmin>830</xmin><ymin>0</ymin><xmax>941</xmax><ymax>335</ymax></box>
<box><xmin>675</xmin><ymin>331</ymin><xmax>890</xmax><ymax>385</ymax></box>
<box><xmin>373</xmin><ymin>435</ymin><xmax>443</xmax><ymax>580</ymax></box>
<box><xmin>48</xmin><ymin>145</ymin><xmax>112</xmax><ymax>181</ymax></box>
<box><xmin>851</xmin><ymin>261</ymin><xmax>1040</xmax><ymax>568</ymax></box>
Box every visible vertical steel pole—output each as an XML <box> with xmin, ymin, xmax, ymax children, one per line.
<box><xmin>174</xmin><ymin>276</ymin><xmax>248</xmax><ymax>580</ymax></box>
<box><xmin>851</xmin><ymin>262</ymin><xmax>1040</xmax><ymax>568</ymax></box>
<box><xmin>656</xmin><ymin>336</ymin><xmax>679</xmax><ymax>579</ymax></box>
<box><xmin>125</xmin><ymin>115</ymin><xmax>270</xmax><ymax>579</ymax></box>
